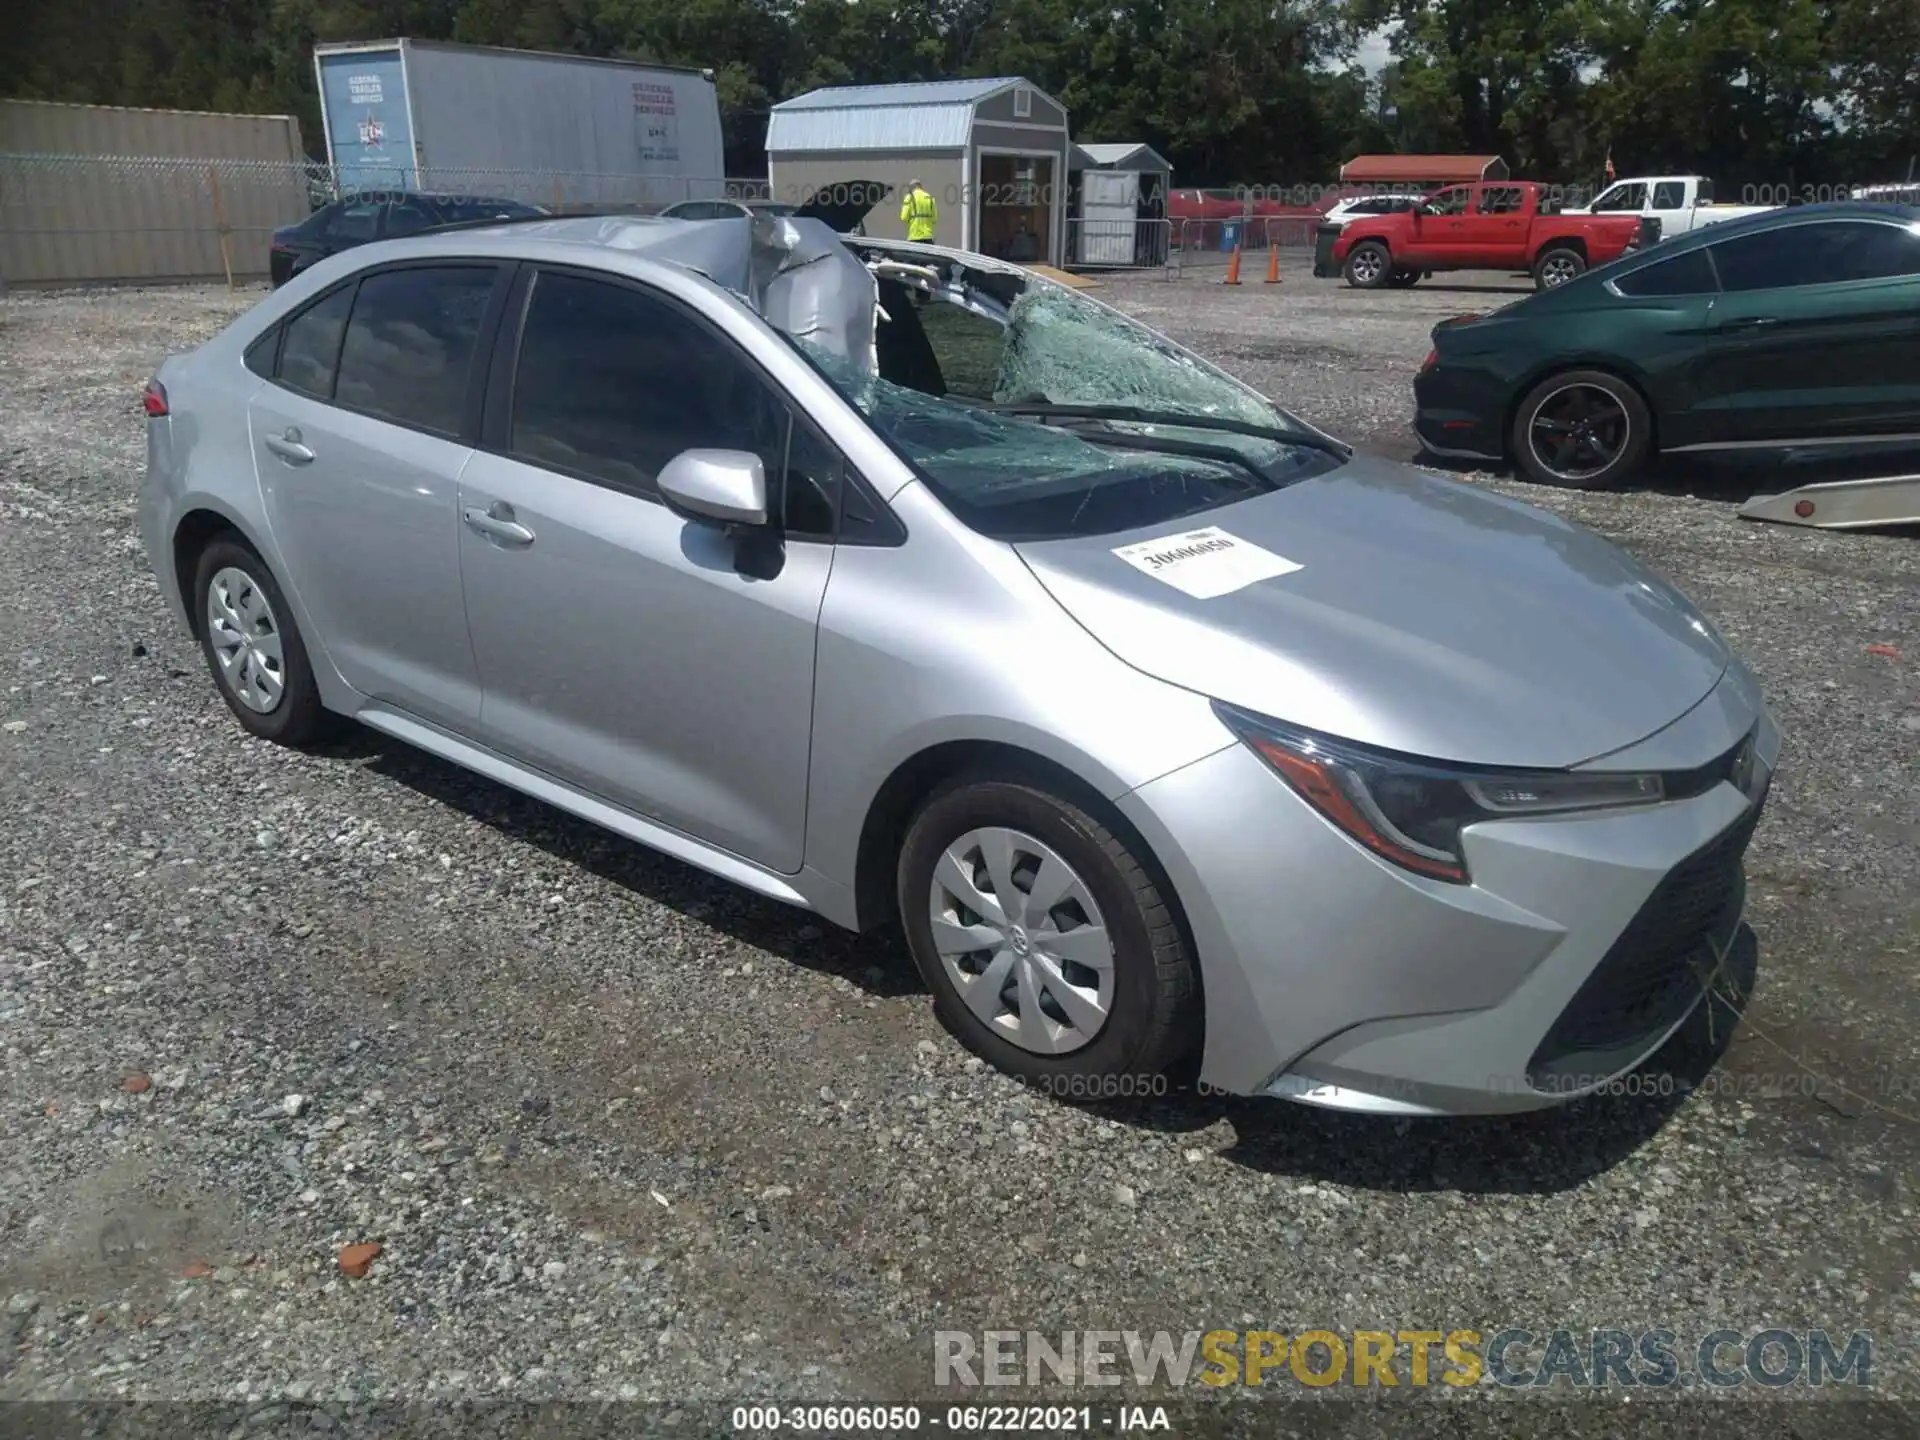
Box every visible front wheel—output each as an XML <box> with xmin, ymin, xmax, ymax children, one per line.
<box><xmin>896</xmin><ymin>775</ymin><xmax>1200</xmax><ymax>1088</ymax></box>
<box><xmin>1510</xmin><ymin>369</ymin><xmax>1652</xmax><ymax>490</ymax></box>
<box><xmin>1343</xmin><ymin>241</ymin><xmax>1392</xmax><ymax>289</ymax></box>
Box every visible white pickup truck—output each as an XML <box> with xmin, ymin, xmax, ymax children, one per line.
<box><xmin>1563</xmin><ymin>175</ymin><xmax>1773</xmax><ymax>238</ymax></box>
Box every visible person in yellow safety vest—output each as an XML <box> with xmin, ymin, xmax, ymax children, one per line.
<box><xmin>900</xmin><ymin>179</ymin><xmax>938</xmax><ymax>242</ymax></box>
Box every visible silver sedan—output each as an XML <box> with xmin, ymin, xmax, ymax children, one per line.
<box><xmin>140</xmin><ymin>212</ymin><xmax>1778</xmax><ymax>1114</ymax></box>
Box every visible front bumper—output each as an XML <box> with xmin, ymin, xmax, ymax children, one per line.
<box><xmin>1118</xmin><ymin>672</ymin><xmax>1778</xmax><ymax>1114</ymax></box>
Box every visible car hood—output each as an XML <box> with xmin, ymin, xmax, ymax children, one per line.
<box><xmin>1014</xmin><ymin>457</ymin><xmax>1732</xmax><ymax>769</ymax></box>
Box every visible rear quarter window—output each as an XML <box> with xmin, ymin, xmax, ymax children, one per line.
<box><xmin>276</xmin><ymin>284</ymin><xmax>356</xmax><ymax>400</ymax></box>
<box><xmin>1612</xmin><ymin>247</ymin><xmax>1719</xmax><ymax>297</ymax></box>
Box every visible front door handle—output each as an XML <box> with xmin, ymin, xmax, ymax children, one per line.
<box><xmin>463</xmin><ymin>503</ymin><xmax>535</xmax><ymax>547</ymax></box>
<box><xmin>264</xmin><ymin>429</ymin><xmax>314</xmax><ymax>465</ymax></box>
<box><xmin>1718</xmin><ymin>316</ymin><xmax>1779</xmax><ymax>331</ymax></box>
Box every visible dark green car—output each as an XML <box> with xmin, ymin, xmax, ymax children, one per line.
<box><xmin>1413</xmin><ymin>202</ymin><xmax>1920</xmax><ymax>488</ymax></box>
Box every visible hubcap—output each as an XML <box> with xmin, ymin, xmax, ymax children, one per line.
<box><xmin>1529</xmin><ymin>384</ymin><xmax>1630</xmax><ymax>482</ymax></box>
<box><xmin>1351</xmin><ymin>250</ymin><xmax>1382</xmax><ymax>283</ymax></box>
<box><xmin>1542</xmin><ymin>256</ymin><xmax>1578</xmax><ymax>286</ymax></box>
<box><xmin>927</xmin><ymin>827</ymin><xmax>1116</xmax><ymax>1055</ymax></box>
<box><xmin>206</xmin><ymin>567</ymin><xmax>286</xmax><ymax>713</ymax></box>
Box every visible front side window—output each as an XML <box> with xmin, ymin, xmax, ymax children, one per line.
<box><xmin>1709</xmin><ymin>220</ymin><xmax>1920</xmax><ymax>291</ymax></box>
<box><xmin>333</xmin><ymin>266</ymin><xmax>497</xmax><ymax>434</ymax></box>
<box><xmin>508</xmin><ymin>270</ymin><xmax>788</xmax><ymax>498</ymax></box>
<box><xmin>383</xmin><ymin>197</ymin><xmax>437</xmax><ymax>237</ymax></box>
<box><xmin>276</xmin><ymin>284</ymin><xmax>356</xmax><ymax>400</ymax></box>
<box><xmin>1593</xmin><ymin>183</ymin><xmax>1648</xmax><ymax>213</ymax></box>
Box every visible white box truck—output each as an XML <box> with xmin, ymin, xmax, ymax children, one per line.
<box><xmin>313</xmin><ymin>39</ymin><xmax>726</xmax><ymax>207</ymax></box>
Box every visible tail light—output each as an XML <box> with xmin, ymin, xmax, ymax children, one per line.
<box><xmin>143</xmin><ymin>379</ymin><xmax>169</xmax><ymax>417</ymax></box>
<box><xmin>1419</xmin><ymin>349</ymin><xmax>1439</xmax><ymax>374</ymax></box>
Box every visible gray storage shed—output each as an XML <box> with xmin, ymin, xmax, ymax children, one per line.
<box><xmin>1070</xmin><ymin>141</ymin><xmax>1173</xmax><ymax>267</ymax></box>
<box><xmin>766</xmin><ymin>78</ymin><xmax>1070</xmax><ymax>267</ymax></box>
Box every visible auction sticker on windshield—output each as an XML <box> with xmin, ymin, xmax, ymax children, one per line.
<box><xmin>1112</xmin><ymin>526</ymin><xmax>1302</xmax><ymax>599</ymax></box>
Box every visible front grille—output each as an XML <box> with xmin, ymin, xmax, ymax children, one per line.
<box><xmin>1527</xmin><ymin>799</ymin><xmax>1763</xmax><ymax>1090</ymax></box>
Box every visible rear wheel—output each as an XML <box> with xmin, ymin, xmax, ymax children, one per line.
<box><xmin>1511</xmin><ymin>370</ymin><xmax>1652</xmax><ymax>490</ymax></box>
<box><xmin>1387</xmin><ymin>268</ymin><xmax>1421</xmax><ymax>288</ymax></box>
<box><xmin>1344</xmin><ymin>242</ymin><xmax>1392</xmax><ymax>289</ymax></box>
<box><xmin>1534</xmin><ymin>247</ymin><xmax>1586</xmax><ymax>290</ymax></box>
<box><xmin>896</xmin><ymin>774</ymin><xmax>1200</xmax><ymax>1088</ymax></box>
<box><xmin>192</xmin><ymin>536</ymin><xmax>331</xmax><ymax>746</ymax></box>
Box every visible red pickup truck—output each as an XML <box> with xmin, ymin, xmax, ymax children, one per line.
<box><xmin>1328</xmin><ymin>181</ymin><xmax>1647</xmax><ymax>292</ymax></box>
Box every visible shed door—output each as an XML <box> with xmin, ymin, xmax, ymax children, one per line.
<box><xmin>979</xmin><ymin>153</ymin><xmax>1054</xmax><ymax>264</ymax></box>
<box><xmin>1078</xmin><ymin>171</ymin><xmax>1139</xmax><ymax>264</ymax></box>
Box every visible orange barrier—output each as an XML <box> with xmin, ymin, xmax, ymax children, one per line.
<box><xmin>1224</xmin><ymin>246</ymin><xmax>1242</xmax><ymax>285</ymax></box>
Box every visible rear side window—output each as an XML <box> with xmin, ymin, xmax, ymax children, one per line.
<box><xmin>508</xmin><ymin>270</ymin><xmax>788</xmax><ymax>495</ymax></box>
<box><xmin>333</xmin><ymin>266</ymin><xmax>497</xmax><ymax>435</ymax></box>
<box><xmin>1613</xmin><ymin>247</ymin><xmax>1719</xmax><ymax>297</ymax></box>
<box><xmin>276</xmin><ymin>284</ymin><xmax>355</xmax><ymax>400</ymax></box>
<box><xmin>1651</xmin><ymin>181</ymin><xmax>1687</xmax><ymax>210</ymax></box>
<box><xmin>323</xmin><ymin>201</ymin><xmax>381</xmax><ymax>242</ymax></box>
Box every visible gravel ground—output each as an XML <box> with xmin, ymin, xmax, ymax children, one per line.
<box><xmin>1</xmin><ymin>270</ymin><xmax>1916</xmax><ymax>1430</ymax></box>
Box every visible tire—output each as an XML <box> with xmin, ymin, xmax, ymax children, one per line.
<box><xmin>896</xmin><ymin>773</ymin><xmax>1200</xmax><ymax>1088</ymax></box>
<box><xmin>192</xmin><ymin>535</ymin><xmax>332</xmax><ymax>746</ymax></box>
<box><xmin>1343</xmin><ymin>241</ymin><xmax>1392</xmax><ymax>289</ymax></box>
<box><xmin>1387</xmin><ymin>268</ymin><xmax>1421</xmax><ymax>288</ymax></box>
<box><xmin>1510</xmin><ymin>369</ymin><xmax>1652</xmax><ymax>490</ymax></box>
<box><xmin>1533</xmin><ymin>247</ymin><xmax>1586</xmax><ymax>290</ymax></box>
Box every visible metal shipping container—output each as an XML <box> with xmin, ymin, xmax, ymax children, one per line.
<box><xmin>313</xmin><ymin>39</ymin><xmax>725</xmax><ymax>206</ymax></box>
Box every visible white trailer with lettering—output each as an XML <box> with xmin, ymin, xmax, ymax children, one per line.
<box><xmin>313</xmin><ymin>39</ymin><xmax>725</xmax><ymax>207</ymax></box>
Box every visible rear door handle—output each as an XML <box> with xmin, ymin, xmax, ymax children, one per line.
<box><xmin>462</xmin><ymin>503</ymin><xmax>536</xmax><ymax>547</ymax></box>
<box><xmin>264</xmin><ymin>430</ymin><xmax>314</xmax><ymax>465</ymax></box>
<box><xmin>1718</xmin><ymin>316</ymin><xmax>1779</xmax><ymax>331</ymax></box>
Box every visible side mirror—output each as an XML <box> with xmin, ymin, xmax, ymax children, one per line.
<box><xmin>657</xmin><ymin>449</ymin><xmax>769</xmax><ymax>528</ymax></box>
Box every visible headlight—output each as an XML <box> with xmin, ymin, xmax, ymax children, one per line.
<box><xmin>1214</xmin><ymin>702</ymin><xmax>1664</xmax><ymax>884</ymax></box>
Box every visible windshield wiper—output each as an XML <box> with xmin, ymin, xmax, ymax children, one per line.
<box><xmin>982</xmin><ymin>402</ymin><xmax>1351</xmax><ymax>458</ymax></box>
<box><xmin>1063</xmin><ymin>429</ymin><xmax>1284</xmax><ymax>487</ymax></box>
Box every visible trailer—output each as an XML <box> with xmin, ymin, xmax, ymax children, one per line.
<box><xmin>1739</xmin><ymin>474</ymin><xmax>1920</xmax><ymax>530</ymax></box>
<box><xmin>313</xmin><ymin>39</ymin><xmax>725</xmax><ymax>208</ymax></box>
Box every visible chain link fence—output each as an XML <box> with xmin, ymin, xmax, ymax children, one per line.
<box><xmin>0</xmin><ymin>157</ymin><xmax>1615</xmax><ymax>287</ymax></box>
<box><xmin>0</xmin><ymin>153</ymin><xmax>775</xmax><ymax>286</ymax></box>
<box><xmin>1163</xmin><ymin>179</ymin><xmax>1608</xmax><ymax>275</ymax></box>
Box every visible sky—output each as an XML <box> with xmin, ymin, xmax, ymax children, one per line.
<box><xmin>1354</xmin><ymin>26</ymin><xmax>1396</xmax><ymax>74</ymax></box>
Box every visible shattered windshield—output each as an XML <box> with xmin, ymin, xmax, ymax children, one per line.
<box><xmin>994</xmin><ymin>287</ymin><xmax>1285</xmax><ymax>428</ymax></box>
<box><xmin>797</xmin><ymin>340</ymin><xmax>1275</xmax><ymax>541</ymax></box>
<box><xmin>786</xmin><ymin>274</ymin><xmax>1342</xmax><ymax>541</ymax></box>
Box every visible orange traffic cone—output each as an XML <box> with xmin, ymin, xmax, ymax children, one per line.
<box><xmin>1265</xmin><ymin>244</ymin><xmax>1282</xmax><ymax>284</ymax></box>
<box><xmin>1224</xmin><ymin>246</ymin><xmax>1242</xmax><ymax>285</ymax></box>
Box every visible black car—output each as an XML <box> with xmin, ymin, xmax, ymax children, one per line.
<box><xmin>269</xmin><ymin>191</ymin><xmax>547</xmax><ymax>287</ymax></box>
